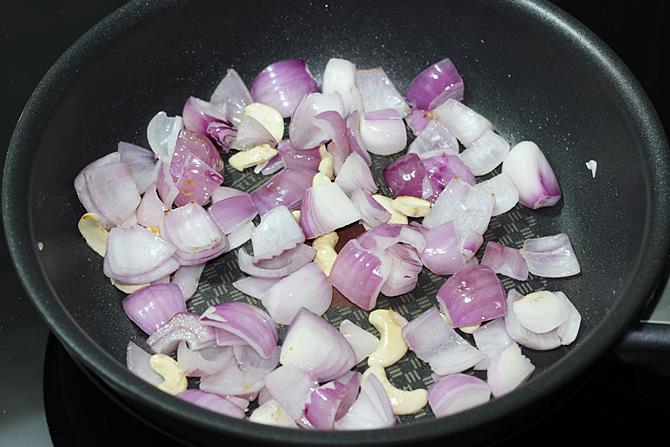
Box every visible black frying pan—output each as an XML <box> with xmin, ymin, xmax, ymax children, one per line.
<box><xmin>3</xmin><ymin>0</ymin><xmax>670</xmax><ymax>445</ymax></box>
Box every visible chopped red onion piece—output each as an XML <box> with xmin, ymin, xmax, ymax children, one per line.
<box><xmin>360</xmin><ymin>109</ymin><xmax>408</xmax><ymax>156</ymax></box>
<box><xmin>207</xmin><ymin>121</ymin><xmax>237</xmax><ymax>153</ymax></box>
<box><xmin>280</xmin><ymin>308</ymin><xmax>355</xmax><ymax>382</ymax></box>
<box><xmin>200</xmin><ymin>346</ymin><xmax>280</xmax><ymax>399</ymax></box>
<box><xmin>459</xmin><ymin>129</ymin><xmax>510</xmax><ymax>176</ymax></box>
<box><xmin>264</xmin><ymin>364</ymin><xmax>318</xmax><ymax>423</ymax></box>
<box><xmin>163</xmin><ymin>203</ymin><xmax>228</xmax><ymax>266</ymax></box>
<box><xmin>118</xmin><ymin>142</ymin><xmax>158</xmax><ymax>194</ymax></box>
<box><xmin>251</xmin><ymin>59</ymin><xmax>318</xmax><ymax>118</ymax></box>
<box><xmin>504</xmin><ymin>290</ymin><xmax>562</xmax><ymax>350</ymax></box>
<box><xmin>230</xmin><ymin>114</ymin><xmax>277</xmax><ymax>151</ymax></box>
<box><xmin>406</xmin><ymin>58</ymin><xmax>465</xmax><ymax>110</ymax></box>
<box><xmin>502</xmin><ymin>141</ymin><xmax>561</xmax><ymax>209</ymax></box>
<box><xmin>437</xmin><ymin>265</ymin><xmax>506</xmax><ymax>328</ymax></box>
<box><xmin>83</xmin><ymin>162</ymin><xmax>141</xmax><ymax>226</ymax></box>
<box><xmin>420</xmin><ymin>150</ymin><xmax>475</xmax><ymax>202</ymax></box>
<box><xmin>416</xmin><ymin>221</ymin><xmax>466</xmax><ymax>275</ymax></box>
<box><xmin>227</xmin><ymin>221</ymin><xmax>254</xmax><ymax>249</ymax></box>
<box><xmin>520</xmin><ymin>233</ymin><xmax>580</xmax><ymax>278</ymax></box>
<box><xmin>314</xmin><ymin>111</ymin><xmax>351</xmax><ymax>173</ymax></box>
<box><xmin>251</xmin><ymin>205</ymin><xmax>305</xmax><ymax>259</ymax></box>
<box><xmin>357</xmin><ymin>223</ymin><xmax>426</xmax><ymax>253</ymax></box>
<box><xmin>299</xmin><ymin>182</ymin><xmax>360</xmax><ymax>239</ymax></box>
<box><xmin>172</xmin><ymin>153</ymin><xmax>224</xmax><ymax>207</ymax></box>
<box><xmin>251</xmin><ymin>168</ymin><xmax>315</xmax><ymax>214</ymax></box>
<box><xmin>126</xmin><ymin>341</ymin><xmax>162</xmax><ymax>386</ymax></box>
<box><xmin>289</xmin><ymin>93</ymin><xmax>345</xmax><ymax>149</ymax></box>
<box><xmin>487</xmin><ymin>343</ymin><xmax>535</xmax><ymax>397</ymax></box>
<box><xmin>257</xmin><ymin>387</ymin><xmax>272</xmax><ymax>406</ymax></box>
<box><xmin>177</xmin><ymin>342</ymin><xmax>233</xmax><ymax>377</ymax></box>
<box><xmin>122</xmin><ymin>283</ymin><xmax>186</xmax><ymax>335</ymax></box>
<box><xmin>323</xmin><ymin>58</ymin><xmax>356</xmax><ymax>115</ymax></box>
<box><xmin>261</xmin><ymin>262</ymin><xmax>332</xmax><ymax>325</ymax></box>
<box><xmin>461</xmin><ymin>231</ymin><xmax>483</xmax><ymax>260</ymax></box>
<box><xmin>103</xmin><ymin>225</ymin><xmax>178</xmax><ymax>284</ymax></box>
<box><xmin>171</xmin><ymin>263</ymin><xmax>205</xmax><ymax>300</ymax></box>
<box><xmin>408</xmin><ymin>120</ymin><xmax>459</xmax><ymax>156</ymax></box>
<box><xmin>350</xmin><ymin>189</ymin><xmax>391</xmax><ymax>228</ymax></box>
<box><xmin>200</xmin><ymin>302</ymin><xmax>278</xmax><ymax>359</ymax></box>
<box><xmin>258</xmin><ymin>152</ymin><xmax>284</xmax><ymax>175</ymax></box>
<box><xmin>432</xmin><ymin>99</ymin><xmax>491</xmax><ymax>146</ymax></box>
<box><xmin>208</xmin><ymin>191</ymin><xmax>257</xmax><ymax>234</ymax></box>
<box><xmin>210</xmin><ymin>68</ymin><xmax>253</xmax><ymax>126</ymax></box>
<box><xmin>215</xmin><ymin>328</ymin><xmax>248</xmax><ymax>347</ymax></box>
<box><xmin>472</xmin><ymin>318</ymin><xmax>513</xmax><ymax>370</ymax></box>
<box><xmin>345</xmin><ymin>112</ymin><xmax>372</xmax><ymax>165</ymax></box>
<box><xmin>147</xmin><ymin>111</ymin><xmax>183</xmax><ymax>163</ymax></box>
<box><xmin>383</xmin><ymin>154</ymin><xmax>429</xmax><ymax>198</ymax></box>
<box><xmin>481</xmin><ymin>241</ymin><xmax>528</xmax><ymax>281</ymax></box>
<box><xmin>428</xmin><ymin>373</ymin><xmax>491</xmax><ymax>417</ymax></box>
<box><xmin>156</xmin><ymin>162</ymin><xmax>179</xmax><ymax>209</ymax></box>
<box><xmin>339</xmin><ymin>319</ymin><xmax>379</xmax><ymax>364</ymax></box>
<box><xmin>334</xmin><ymin>374</ymin><xmax>395</xmax><ymax>430</ymax></box>
<box><xmin>170</xmin><ymin>129</ymin><xmax>223</xmax><ymax>177</ymax></box>
<box><xmin>250</xmin><ymin>399</ymin><xmax>298</xmax><ymax>427</ymax></box>
<box><xmin>182</xmin><ymin>96</ymin><xmax>229</xmax><ymax>136</ymax></box>
<box><xmin>405</xmin><ymin>109</ymin><xmax>432</xmax><ymax>136</ymax></box>
<box><xmin>74</xmin><ymin>153</ymin><xmax>121</xmax><ymax>218</ymax></box>
<box><xmin>232</xmin><ymin>275</ymin><xmax>280</xmax><ymax>300</ymax></box>
<box><xmin>278</xmin><ymin>139</ymin><xmax>322</xmax><ymax>171</ymax></box>
<box><xmin>329</xmin><ymin>241</ymin><xmax>388</xmax><ymax>311</ymax></box>
<box><xmin>355</xmin><ymin>67</ymin><xmax>409</xmax><ymax>117</ymax></box>
<box><xmin>554</xmin><ymin>291</ymin><xmax>581</xmax><ymax>345</ymax></box>
<box><xmin>380</xmin><ymin>244</ymin><xmax>423</xmax><ymax>297</ymax></box>
<box><xmin>335</xmin><ymin>152</ymin><xmax>377</xmax><ymax>195</ymax></box>
<box><xmin>304</xmin><ymin>372</ymin><xmax>362</xmax><ymax>429</ymax></box>
<box><xmin>177</xmin><ymin>389</ymin><xmax>246</xmax><ymax>419</ymax></box>
<box><xmin>473</xmin><ymin>173</ymin><xmax>519</xmax><ymax>216</ymax></box>
<box><xmin>146</xmin><ymin>312</ymin><xmax>216</xmax><ymax>354</ymax></box>
<box><xmin>238</xmin><ymin>244</ymin><xmax>316</xmax><ymax>279</ymax></box>
<box><xmin>136</xmin><ymin>183</ymin><xmax>166</xmax><ymax>229</ymax></box>
<box><xmin>403</xmin><ymin>307</ymin><xmax>484</xmax><ymax>375</ymax></box>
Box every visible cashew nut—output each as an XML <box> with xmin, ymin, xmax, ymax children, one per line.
<box><xmin>243</xmin><ymin>102</ymin><xmax>284</xmax><ymax>142</ymax></box>
<box><xmin>291</xmin><ymin>210</ymin><xmax>301</xmax><ymax>221</ymax></box>
<box><xmin>363</xmin><ymin>365</ymin><xmax>427</xmax><ymax>415</ymax></box>
<box><xmin>318</xmin><ymin>145</ymin><xmax>334</xmax><ymax>180</ymax></box>
<box><xmin>459</xmin><ymin>323</ymin><xmax>481</xmax><ymax>334</ymax></box>
<box><xmin>147</xmin><ymin>226</ymin><xmax>161</xmax><ymax>237</ymax></box>
<box><xmin>77</xmin><ymin>213</ymin><xmax>109</xmax><ymax>256</ymax></box>
<box><xmin>371</xmin><ymin>195</ymin><xmax>408</xmax><ymax>225</ymax></box>
<box><xmin>149</xmin><ymin>354</ymin><xmax>187</xmax><ymax>395</ymax></box>
<box><xmin>312</xmin><ymin>172</ymin><xmax>332</xmax><ymax>187</ymax></box>
<box><xmin>391</xmin><ymin>196</ymin><xmax>432</xmax><ymax>217</ymax></box>
<box><xmin>228</xmin><ymin>144</ymin><xmax>278</xmax><ymax>171</ymax></box>
<box><xmin>249</xmin><ymin>399</ymin><xmax>298</xmax><ymax>428</ymax></box>
<box><xmin>368</xmin><ymin>309</ymin><xmax>408</xmax><ymax>367</ymax></box>
<box><xmin>111</xmin><ymin>278</ymin><xmax>149</xmax><ymax>294</ymax></box>
<box><xmin>312</xmin><ymin>232</ymin><xmax>339</xmax><ymax>276</ymax></box>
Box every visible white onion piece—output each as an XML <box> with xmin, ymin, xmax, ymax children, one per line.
<box><xmin>520</xmin><ymin>233</ymin><xmax>581</xmax><ymax>278</ymax></box>
<box><xmin>280</xmin><ymin>308</ymin><xmax>355</xmax><ymax>382</ymax></box>
<box><xmin>250</xmin><ymin>399</ymin><xmax>298</xmax><ymax>428</ymax></box>
<box><xmin>163</xmin><ymin>203</ymin><xmax>228</xmax><ymax>266</ymax></box>
<box><xmin>232</xmin><ymin>276</ymin><xmax>280</xmax><ymax>300</ymax></box>
<box><xmin>264</xmin><ymin>364</ymin><xmax>318</xmax><ymax>423</ymax></box>
<box><xmin>359</xmin><ymin>112</ymin><xmax>408</xmax><ymax>156</ymax></box>
<box><xmin>459</xmin><ymin>130</ymin><xmax>510</xmax><ymax>176</ymax></box>
<box><xmin>147</xmin><ymin>111</ymin><xmax>183</xmax><ymax>163</ymax></box>
<box><xmin>136</xmin><ymin>183</ymin><xmax>166</xmax><ymax>229</ymax></box>
<box><xmin>171</xmin><ymin>264</ymin><xmax>205</xmax><ymax>300</ymax></box>
<box><xmin>472</xmin><ymin>318</ymin><xmax>513</xmax><ymax>370</ymax></box>
<box><xmin>334</xmin><ymin>375</ymin><xmax>395</xmax><ymax>430</ymax></box>
<box><xmin>502</xmin><ymin>141</ymin><xmax>561</xmax><ymax>209</ymax></box>
<box><xmin>126</xmin><ymin>341</ymin><xmax>162</xmax><ymax>386</ymax></box>
<box><xmin>238</xmin><ymin>244</ymin><xmax>316</xmax><ymax>279</ymax></box>
<box><xmin>487</xmin><ymin>343</ymin><xmax>535</xmax><ymax>398</ymax></box>
<box><xmin>428</xmin><ymin>374</ymin><xmax>491</xmax><ymax>417</ymax></box>
<box><xmin>504</xmin><ymin>290</ymin><xmax>561</xmax><ymax>350</ymax></box>
<box><xmin>354</xmin><ymin>67</ymin><xmax>409</xmax><ymax>117</ymax></box>
<box><xmin>84</xmin><ymin>162</ymin><xmax>141</xmax><ymax>227</ymax></box>
<box><xmin>261</xmin><ymin>262</ymin><xmax>332</xmax><ymax>325</ymax></box>
<box><xmin>555</xmin><ymin>291</ymin><xmax>581</xmax><ymax>345</ymax></box>
<box><xmin>323</xmin><ymin>58</ymin><xmax>356</xmax><ymax>116</ymax></box>
<box><xmin>339</xmin><ymin>319</ymin><xmax>380</xmax><ymax>364</ymax></box>
<box><xmin>512</xmin><ymin>291</ymin><xmax>570</xmax><ymax>334</ymax></box>
<box><xmin>473</xmin><ymin>173</ymin><xmax>519</xmax><ymax>216</ymax></box>
<box><xmin>251</xmin><ymin>205</ymin><xmax>305</xmax><ymax>260</ymax></box>
<box><xmin>402</xmin><ymin>307</ymin><xmax>484</xmax><ymax>375</ymax></box>
<box><xmin>289</xmin><ymin>92</ymin><xmax>345</xmax><ymax>149</ymax></box>
<box><xmin>210</xmin><ymin>68</ymin><xmax>253</xmax><ymax>126</ymax></box>
<box><xmin>299</xmin><ymin>182</ymin><xmax>360</xmax><ymax>239</ymax></box>
<box><xmin>334</xmin><ymin>152</ymin><xmax>377</xmax><ymax>195</ymax></box>
<box><xmin>432</xmin><ymin>99</ymin><xmax>491</xmax><ymax>146</ymax></box>
<box><xmin>226</xmin><ymin>220</ymin><xmax>254</xmax><ymax>250</ymax></box>
<box><xmin>408</xmin><ymin>120</ymin><xmax>459</xmax><ymax>156</ymax></box>
<box><xmin>177</xmin><ymin>342</ymin><xmax>233</xmax><ymax>377</ymax></box>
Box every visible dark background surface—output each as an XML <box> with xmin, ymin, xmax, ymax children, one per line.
<box><xmin>1</xmin><ymin>1</ymin><xmax>669</xmax><ymax>445</ymax></box>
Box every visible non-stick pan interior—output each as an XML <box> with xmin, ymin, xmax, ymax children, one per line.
<box><xmin>19</xmin><ymin>0</ymin><xmax>665</xmax><ymax>436</ymax></box>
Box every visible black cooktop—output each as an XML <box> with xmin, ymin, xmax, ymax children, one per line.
<box><xmin>1</xmin><ymin>1</ymin><xmax>669</xmax><ymax>446</ymax></box>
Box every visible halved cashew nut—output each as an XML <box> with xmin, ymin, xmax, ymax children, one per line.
<box><xmin>318</xmin><ymin>145</ymin><xmax>334</xmax><ymax>180</ymax></box>
<box><xmin>249</xmin><ymin>399</ymin><xmax>298</xmax><ymax>428</ymax></box>
<box><xmin>392</xmin><ymin>196</ymin><xmax>432</xmax><ymax>218</ymax></box>
<box><xmin>229</xmin><ymin>144</ymin><xmax>278</xmax><ymax>171</ymax></box>
<box><xmin>312</xmin><ymin>172</ymin><xmax>332</xmax><ymax>187</ymax></box>
<box><xmin>77</xmin><ymin>213</ymin><xmax>109</xmax><ymax>256</ymax></box>
<box><xmin>363</xmin><ymin>365</ymin><xmax>428</xmax><ymax>415</ymax></box>
<box><xmin>111</xmin><ymin>278</ymin><xmax>149</xmax><ymax>294</ymax></box>
<box><xmin>368</xmin><ymin>309</ymin><xmax>408</xmax><ymax>367</ymax></box>
<box><xmin>459</xmin><ymin>323</ymin><xmax>481</xmax><ymax>334</ymax></box>
<box><xmin>312</xmin><ymin>232</ymin><xmax>339</xmax><ymax>276</ymax></box>
<box><xmin>150</xmin><ymin>354</ymin><xmax>187</xmax><ymax>395</ymax></box>
<box><xmin>243</xmin><ymin>102</ymin><xmax>284</xmax><ymax>142</ymax></box>
<box><xmin>372</xmin><ymin>195</ymin><xmax>408</xmax><ymax>225</ymax></box>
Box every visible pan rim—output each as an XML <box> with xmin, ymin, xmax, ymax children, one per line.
<box><xmin>3</xmin><ymin>0</ymin><xmax>670</xmax><ymax>444</ymax></box>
